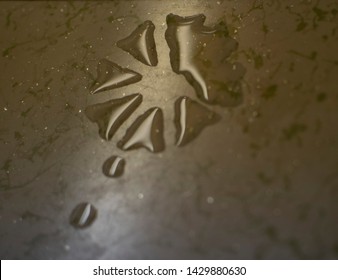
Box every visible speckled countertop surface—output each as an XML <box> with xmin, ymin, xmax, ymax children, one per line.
<box><xmin>0</xmin><ymin>0</ymin><xmax>338</xmax><ymax>259</ymax></box>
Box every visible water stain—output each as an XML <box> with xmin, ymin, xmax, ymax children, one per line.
<box><xmin>91</xmin><ymin>59</ymin><xmax>142</xmax><ymax>94</ymax></box>
<box><xmin>85</xmin><ymin>93</ymin><xmax>142</xmax><ymax>140</ymax></box>
<box><xmin>102</xmin><ymin>155</ymin><xmax>125</xmax><ymax>178</ymax></box>
<box><xmin>165</xmin><ymin>13</ymin><xmax>245</xmax><ymax>107</ymax></box>
<box><xmin>118</xmin><ymin>107</ymin><xmax>165</xmax><ymax>153</ymax></box>
<box><xmin>117</xmin><ymin>20</ymin><xmax>158</xmax><ymax>66</ymax></box>
<box><xmin>174</xmin><ymin>96</ymin><xmax>220</xmax><ymax>147</ymax></box>
<box><xmin>69</xmin><ymin>202</ymin><xmax>97</xmax><ymax>229</ymax></box>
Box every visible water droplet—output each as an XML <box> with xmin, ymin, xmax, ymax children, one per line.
<box><xmin>138</xmin><ymin>193</ymin><xmax>144</xmax><ymax>199</ymax></box>
<box><xmin>102</xmin><ymin>155</ymin><xmax>125</xmax><ymax>177</ymax></box>
<box><xmin>69</xmin><ymin>202</ymin><xmax>97</xmax><ymax>229</ymax></box>
<box><xmin>175</xmin><ymin>96</ymin><xmax>220</xmax><ymax>146</ymax></box>
<box><xmin>207</xmin><ymin>196</ymin><xmax>214</xmax><ymax>204</ymax></box>
<box><xmin>91</xmin><ymin>59</ymin><xmax>142</xmax><ymax>94</ymax></box>
<box><xmin>118</xmin><ymin>107</ymin><xmax>165</xmax><ymax>153</ymax></box>
<box><xmin>85</xmin><ymin>93</ymin><xmax>142</xmax><ymax>140</ymax></box>
<box><xmin>165</xmin><ymin>14</ymin><xmax>245</xmax><ymax>107</ymax></box>
<box><xmin>117</xmin><ymin>21</ymin><xmax>158</xmax><ymax>66</ymax></box>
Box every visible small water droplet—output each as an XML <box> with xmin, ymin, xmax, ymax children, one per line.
<box><xmin>91</xmin><ymin>59</ymin><xmax>142</xmax><ymax>94</ymax></box>
<box><xmin>117</xmin><ymin>21</ymin><xmax>158</xmax><ymax>66</ymax></box>
<box><xmin>165</xmin><ymin>14</ymin><xmax>245</xmax><ymax>107</ymax></box>
<box><xmin>69</xmin><ymin>202</ymin><xmax>97</xmax><ymax>229</ymax></box>
<box><xmin>85</xmin><ymin>93</ymin><xmax>142</xmax><ymax>140</ymax></box>
<box><xmin>207</xmin><ymin>196</ymin><xmax>214</xmax><ymax>204</ymax></box>
<box><xmin>118</xmin><ymin>107</ymin><xmax>165</xmax><ymax>153</ymax></box>
<box><xmin>102</xmin><ymin>156</ymin><xmax>125</xmax><ymax>178</ymax></box>
<box><xmin>175</xmin><ymin>96</ymin><xmax>220</xmax><ymax>146</ymax></box>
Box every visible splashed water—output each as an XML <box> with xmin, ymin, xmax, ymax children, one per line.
<box><xmin>85</xmin><ymin>93</ymin><xmax>142</xmax><ymax>140</ymax></box>
<box><xmin>117</xmin><ymin>20</ymin><xmax>158</xmax><ymax>66</ymax></box>
<box><xmin>84</xmin><ymin>13</ymin><xmax>245</xmax><ymax>178</ymax></box>
<box><xmin>165</xmin><ymin>13</ymin><xmax>245</xmax><ymax>106</ymax></box>
<box><xmin>118</xmin><ymin>107</ymin><xmax>165</xmax><ymax>153</ymax></box>
<box><xmin>174</xmin><ymin>96</ymin><xmax>220</xmax><ymax>146</ymax></box>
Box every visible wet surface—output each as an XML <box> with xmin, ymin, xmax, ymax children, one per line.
<box><xmin>91</xmin><ymin>59</ymin><xmax>142</xmax><ymax>94</ymax></box>
<box><xmin>0</xmin><ymin>0</ymin><xmax>338</xmax><ymax>259</ymax></box>
<box><xmin>174</xmin><ymin>96</ymin><xmax>220</xmax><ymax>147</ymax></box>
<box><xmin>165</xmin><ymin>13</ymin><xmax>245</xmax><ymax>106</ymax></box>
